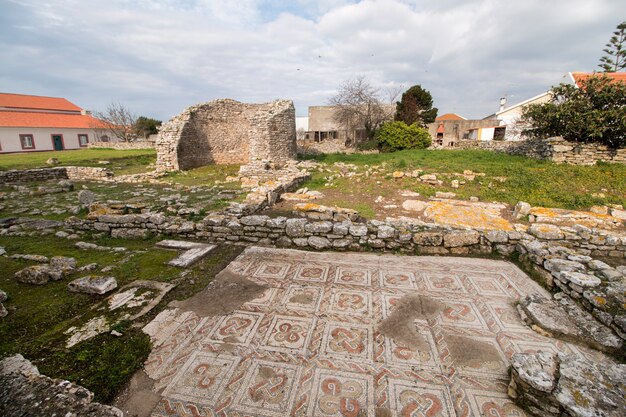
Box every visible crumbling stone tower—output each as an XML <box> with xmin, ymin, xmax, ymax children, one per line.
<box><xmin>156</xmin><ymin>99</ymin><xmax>297</xmax><ymax>171</ymax></box>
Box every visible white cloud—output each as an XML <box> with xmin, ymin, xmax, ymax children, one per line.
<box><xmin>0</xmin><ymin>0</ymin><xmax>622</xmax><ymax>120</ymax></box>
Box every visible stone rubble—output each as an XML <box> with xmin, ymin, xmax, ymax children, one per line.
<box><xmin>14</xmin><ymin>256</ymin><xmax>77</xmax><ymax>285</ymax></box>
<box><xmin>64</xmin><ymin>280</ymin><xmax>175</xmax><ymax>347</ymax></box>
<box><xmin>509</xmin><ymin>352</ymin><xmax>626</xmax><ymax>417</ymax></box>
<box><xmin>0</xmin><ymin>354</ymin><xmax>123</xmax><ymax>417</ymax></box>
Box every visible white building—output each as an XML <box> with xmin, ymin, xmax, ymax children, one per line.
<box><xmin>0</xmin><ymin>93</ymin><xmax>115</xmax><ymax>153</ymax></box>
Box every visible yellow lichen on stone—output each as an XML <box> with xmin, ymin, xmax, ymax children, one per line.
<box><xmin>423</xmin><ymin>200</ymin><xmax>513</xmax><ymax>231</ymax></box>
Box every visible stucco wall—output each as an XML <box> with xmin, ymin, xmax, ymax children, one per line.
<box><xmin>156</xmin><ymin>99</ymin><xmax>296</xmax><ymax>171</ymax></box>
<box><xmin>0</xmin><ymin>127</ymin><xmax>100</xmax><ymax>153</ymax></box>
<box><xmin>427</xmin><ymin>119</ymin><xmax>499</xmax><ymax>142</ymax></box>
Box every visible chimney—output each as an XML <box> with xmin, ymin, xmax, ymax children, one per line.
<box><xmin>499</xmin><ymin>97</ymin><xmax>507</xmax><ymax>112</ymax></box>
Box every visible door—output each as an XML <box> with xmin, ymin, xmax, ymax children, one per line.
<box><xmin>52</xmin><ymin>134</ymin><xmax>64</xmax><ymax>150</ymax></box>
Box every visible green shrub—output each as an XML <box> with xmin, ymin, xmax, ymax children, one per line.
<box><xmin>375</xmin><ymin>121</ymin><xmax>432</xmax><ymax>151</ymax></box>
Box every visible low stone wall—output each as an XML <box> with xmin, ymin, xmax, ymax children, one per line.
<box><xmin>88</xmin><ymin>141</ymin><xmax>154</xmax><ymax>150</ymax></box>
<box><xmin>62</xmin><ymin>210</ymin><xmax>626</xmax><ymax>258</ymax></box>
<box><xmin>454</xmin><ymin>137</ymin><xmax>626</xmax><ymax>165</ymax></box>
<box><xmin>517</xmin><ymin>239</ymin><xmax>626</xmax><ymax>341</ymax></box>
<box><xmin>0</xmin><ymin>167</ymin><xmax>113</xmax><ymax>183</ymax></box>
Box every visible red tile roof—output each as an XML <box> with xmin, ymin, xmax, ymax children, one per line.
<box><xmin>0</xmin><ymin>111</ymin><xmax>107</xmax><ymax>129</ymax></box>
<box><xmin>435</xmin><ymin>113</ymin><xmax>466</xmax><ymax>121</ymax></box>
<box><xmin>571</xmin><ymin>72</ymin><xmax>626</xmax><ymax>87</ymax></box>
<box><xmin>0</xmin><ymin>93</ymin><xmax>82</xmax><ymax>112</ymax></box>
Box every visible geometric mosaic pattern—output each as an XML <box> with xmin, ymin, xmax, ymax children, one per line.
<box><xmin>144</xmin><ymin>247</ymin><xmax>610</xmax><ymax>416</ymax></box>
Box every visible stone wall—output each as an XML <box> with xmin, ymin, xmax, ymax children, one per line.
<box><xmin>156</xmin><ymin>99</ymin><xmax>297</xmax><ymax>171</ymax></box>
<box><xmin>0</xmin><ymin>167</ymin><xmax>113</xmax><ymax>183</ymax></box>
<box><xmin>454</xmin><ymin>137</ymin><xmax>626</xmax><ymax>165</ymax></box>
<box><xmin>88</xmin><ymin>141</ymin><xmax>154</xmax><ymax>150</ymax></box>
<box><xmin>296</xmin><ymin>138</ymin><xmax>357</xmax><ymax>155</ymax></box>
<box><xmin>62</xmin><ymin>210</ymin><xmax>626</xmax><ymax>259</ymax></box>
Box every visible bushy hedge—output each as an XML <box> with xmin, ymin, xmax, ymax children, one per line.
<box><xmin>375</xmin><ymin>121</ymin><xmax>432</xmax><ymax>151</ymax></box>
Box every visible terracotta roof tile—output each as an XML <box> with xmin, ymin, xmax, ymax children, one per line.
<box><xmin>0</xmin><ymin>93</ymin><xmax>82</xmax><ymax>112</ymax></box>
<box><xmin>435</xmin><ymin>113</ymin><xmax>466</xmax><ymax>121</ymax></box>
<box><xmin>0</xmin><ymin>111</ymin><xmax>107</xmax><ymax>129</ymax></box>
<box><xmin>571</xmin><ymin>72</ymin><xmax>626</xmax><ymax>86</ymax></box>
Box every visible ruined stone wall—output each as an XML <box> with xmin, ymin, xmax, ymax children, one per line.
<box><xmin>156</xmin><ymin>99</ymin><xmax>296</xmax><ymax>171</ymax></box>
<box><xmin>454</xmin><ymin>137</ymin><xmax>626</xmax><ymax>165</ymax></box>
<box><xmin>0</xmin><ymin>167</ymin><xmax>113</xmax><ymax>183</ymax></box>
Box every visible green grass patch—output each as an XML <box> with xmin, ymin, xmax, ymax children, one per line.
<box><xmin>0</xmin><ymin>233</ymin><xmax>243</xmax><ymax>402</ymax></box>
<box><xmin>299</xmin><ymin>149</ymin><xmax>626</xmax><ymax>210</ymax></box>
<box><xmin>0</xmin><ymin>148</ymin><xmax>156</xmax><ymax>174</ymax></box>
<box><xmin>163</xmin><ymin>164</ymin><xmax>241</xmax><ymax>187</ymax></box>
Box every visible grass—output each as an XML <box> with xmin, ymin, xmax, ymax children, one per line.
<box><xmin>0</xmin><ymin>233</ymin><xmax>243</xmax><ymax>402</ymax></box>
<box><xmin>0</xmin><ymin>148</ymin><xmax>156</xmax><ymax>175</ymax></box>
<box><xmin>162</xmin><ymin>164</ymin><xmax>241</xmax><ymax>187</ymax></box>
<box><xmin>300</xmin><ymin>149</ymin><xmax>626</xmax><ymax>210</ymax></box>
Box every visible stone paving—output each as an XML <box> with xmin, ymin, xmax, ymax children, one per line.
<box><xmin>139</xmin><ymin>248</ymin><xmax>612</xmax><ymax>417</ymax></box>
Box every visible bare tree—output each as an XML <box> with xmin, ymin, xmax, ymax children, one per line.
<box><xmin>93</xmin><ymin>103</ymin><xmax>138</xmax><ymax>142</ymax></box>
<box><xmin>296</xmin><ymin>127</ymin><xmax>307</xmax><ymax>142</ymax></box>
<box><xmin>329</xmin><ymin>76</ymin><xmax>396</xmax><ymax>144</ymax></box>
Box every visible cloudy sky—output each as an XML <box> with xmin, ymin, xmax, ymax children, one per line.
<box><xmin>0</xmin><ymin>0</ymin><xmax>622</xmax><ymax>121</ymax></box>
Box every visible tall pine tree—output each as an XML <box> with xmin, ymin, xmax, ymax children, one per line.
<box><xmin>599</xmin><ymin>21</ymin><xmax>626</xmax><ymax>72</ymax></box>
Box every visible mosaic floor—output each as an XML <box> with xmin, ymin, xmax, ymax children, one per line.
<box><xmin>140</xmin><ymin>247</ymin><xmax>608</xmax><ymax>417</ymax></box>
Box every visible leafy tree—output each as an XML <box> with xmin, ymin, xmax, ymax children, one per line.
<box><xmin>599</xmin><ymin>21</ymin><xmax>626</xmax><ymax>72</ymax></box>
<box><xmin>395</xmin><ymin>85</ymin><xmax>438</xmax><ymax>126</ymax></box>
<box><xmin>521</xmin><ymin>74</ymin><xmax>626</xmax><ymax>149</ymax></box>
<box><xmin>134</xmin><ymin>116</ymin><xmax>162</xmax><ymax>138</ymax></box>
<box><xmin>329</xmin><ymin>76</ymin><xmax>397</xmax><ymax>143</ymax></box>
<box><xmin>375</xmin><ymin>121</ymin><xmax>432</xmax><ymax>151</ymax></box>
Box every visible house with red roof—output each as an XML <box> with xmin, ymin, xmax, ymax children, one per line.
<box><xmin>0</xmin><ymin>93</ymin><xmax>117</xmax><ymax>153</ymax></box>
<box><xmin>488</xmin><ymin>72</ymin><xmax>625</xmax><ymax>141</ymax></box>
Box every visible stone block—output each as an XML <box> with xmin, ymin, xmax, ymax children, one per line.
<box><xmin>68</xmin><ymin>276</ymin><xmax>117</xmax><ymax>295</ymax></box>
<box><xmin>168</xmin><ymin>245</ymin><xmax>216</xmax><ymax>268</ymax></box>
<box><xmin>349</xmin><ymin>224</ymin><xmax>368</xmax><ymax>237</ymax></box>
<box><xmin>443</xmin><ymin>231</ymin><xmax>480</xmax><ymax>247</ymax></box>
<box><xmin>308</xmin><ymin>236</ymin><xmax>331</xmax><ymax>250</ymax></box>
<box><xmin>377</xmin><ymin>225</ymin><xmax>396</xmax><ymax>239</ymax></box>
<box><xmin>285</xmin><ymin>218</ymin><xmax>308</xmax><ymax>237</ymax></box>
<box><xmin>412</xmin><ymin>232</ymin><xmax>443</xmax><ymax>246</ymax></box>
<box><xmin>111</xmin><ymin>228</ymin><xmax>149</xmax><ymax>239</ymax></box>
<box><xmin>15</xmin><ymin>265</ymin><xmax>52</xmax><ymax>285</ymax></box>
<box><xmin>528</xmin><ymin>224</ymin><xmax>564</xmax><ymax>240</ymax></box>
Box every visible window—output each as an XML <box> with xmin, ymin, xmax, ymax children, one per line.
<box><xmin>78</xmin><ymin>134</ymin><xmax>89</xmax><ymax>147</ymax></box>
<box><xmin>100</xmin><ymin>135</ymin><xmax>110</xmax><ymax>142</ymax></box>
<box><xmin>19</xmin><ymin>134</ymin><xmax>35</xmax><ymax>149</ymax></box>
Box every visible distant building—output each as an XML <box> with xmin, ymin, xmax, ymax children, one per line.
<box><xmin>427</xmin><ymin>113</ymin><xmax>498</xmax><ymax>147</ymax></box>
<box><xmin>482</xmin><ymin>71</ymin><xmax>626</xmax><ymax>142</ymax></box>
<box><xmin>486</xmin><ymin>92</ymin><xmax>552</xmax><ymax>141</ymax></box>
<box><xmin>305</xmin><ymin>105</ymin><xmax>395</xmax><ymax>145</ymax></box>
<box><xmin>0</xmin><ymin>93</ymin><xmax>114</xmax><ymax>153</ymax></box>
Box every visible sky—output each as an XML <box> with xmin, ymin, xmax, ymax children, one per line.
<box><xmin>0</xmin><ymin>0</ymin><xmax>623</xmax><ymax>121</ymax></box>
